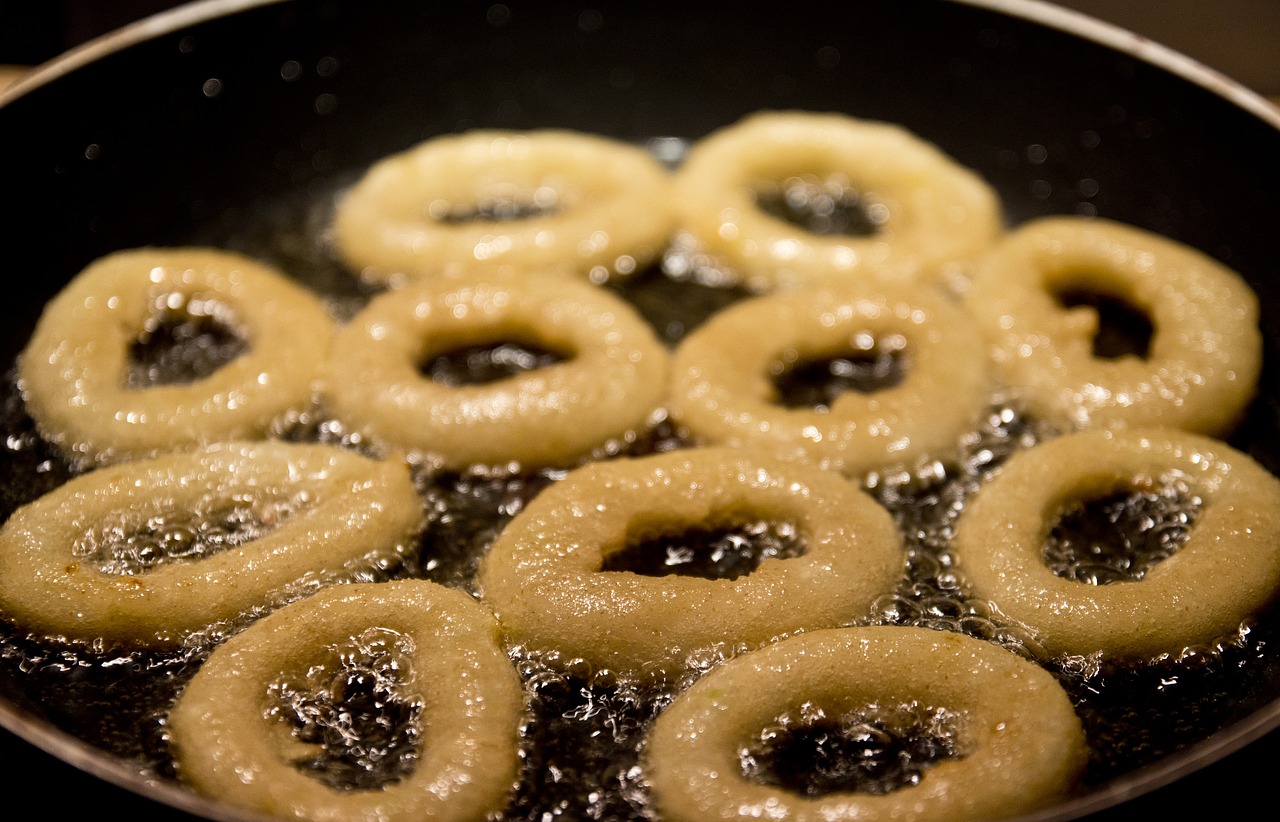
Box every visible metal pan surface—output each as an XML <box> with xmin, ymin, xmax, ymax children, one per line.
<box><xmin>1</xmin><ymin>1</ymin><xmax>1279</xmax><ymax>819</ymax></box>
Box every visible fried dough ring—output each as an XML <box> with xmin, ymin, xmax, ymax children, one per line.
<box><xmin>0</xmin><ymin>441</ymin><xmax>422</xmax><ymax>647</ymax></box>
<box><xmin>964</xmin><ymin>217</ymin><xmax>1262</xmax><ymax>436</ymax></box>
<box><xmin>477</xmin><ymin>447</ymin><xmax>904</xmax><ymax>680</ymax></box>
<box><xmin>673</xmin><ymin>111</ymin><xmax>1003</xmax><ymax>291</ymax></box>
<box><xmin>321</xmin><ymin>273</ymin><xmax>670</xmax><ymax>470</ymax></box>
<box><xmin>18</xmin><ymin>247</ymin><xmax>333</xmax><ymax>465</ymax></box>
<box><xmin>332</xmin><ymin>129</ymin><xmax>675</xmax><ymax>284</ymax></box>
<box><xmin>669</xmin><ymin>280</ymin><xmax>990</xmax><ymax>477</ymax></box>
<box><xmin>169</xmin><ymin>580</ymin><xmax>523</xmax><ymax>822</ymax></box>
<box><xmin>646</xmin><ymin>626</ymin><xmax>1087</xmax><ymax>822</ymax></box>
<box><xmin>953</xmin><ymin>427</ymin><xmax>1280</xmax><ymax>662</ymax></box>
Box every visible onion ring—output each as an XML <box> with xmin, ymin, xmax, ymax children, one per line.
<box><xmin>332</xmin><ymin>129</ymin><xmax>675</xmax><ymax>285</ymax></box>
<box><xmin>953</xmin><ymin>426</ymin><xmax>1280</xmax><ymax>662</ymax></box>
<box><xmin>963</xmin><ymin>216</ymin><xmax>1262</xmax><ymax>436</ymax></box>
<box><xmin>18</xmin><ymin>247</ymin><xmax>333</xmax><ymax>465</ymax></box>
<box><xmin>169</xmin><ymin>580</ymin><xmax>523</xmax><ymax>822</ymax></box>
<box><xmin>321</xmin><ymin>273</ymin><xmax>670</xmax><ymax>470</ymax></box>
<box><xmin>0</xmin><ymin>441</ymin><xmax>422</xmax><ymax>647</ymax></box>
<box><xmin>669</xmin><ymin>280</ymin><xmax>990</xmax><ymax>477</ymax></box>
<box><xmin>477</xmin><ymin>447</ymin><xmax>904</xmax><ymax>680</ymax></box>
<box><xmin>673</xmin><ymin>111</ymin><xmax>1003</xmax><ymax>291</ymax></box>
<box><xmin>645</xmin><ymin>625</ymin><xmax>1087</xmax><ymax>822</ymax></box>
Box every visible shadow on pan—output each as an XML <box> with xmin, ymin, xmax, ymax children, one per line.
<box><xmin>1</xmin><ymin>0</ymin><xmax>1279</xmax><ymax>820</ymax></box>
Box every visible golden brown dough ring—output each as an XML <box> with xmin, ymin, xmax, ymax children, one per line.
<box><xmin>18</xmin><ymin>247</ymin><xmax>333</xmax><ymax>465</ymax></box>
<box><xmin>646</xmin><ymin>626</ymin><xmax>1087</xmax><ymax>822</ymax></box>
<box><xmin>0</xmin><ymin>441</ymin><xmax>422</xmax><ymax>647</ymax></box>
<box><xmin>953</xmin><ymin>427</ymin><xmax>1280</xmax><ymax>662</ymax></box>
<box><xmin>477</xmin><ymin>447</ymin><xmax>903</xmax><ymax>680</ymax></box>
<box><xmin>669</xmin><ymin>280</ymin><xmax>990</xmax><ymax>477</ymax></box>
<box><xmin>964</xmin><ymin>217</ymin><xmax>1262</xmax><ymax>436</ymax></box>
<box><xmin>674</xmin><ymin>111</ymin><xmax>1003</xmax><ymax>291</ymax></box>
<box><xmin>332</xmin><ymin>129</ymin><xmax>675</xmax><ymax>285</ymax></box>
<box><xmin>321</xmin><ymin>273</ymin><xmax>670</xmax><ymax>471</ymax></box>
<box><xmin>169</xmin><ymin>580</ymin><xmax>523</xmax><ymax>822</ymax></box>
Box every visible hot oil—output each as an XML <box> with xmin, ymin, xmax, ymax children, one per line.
<box><xmin>0</xmin><ymin>170</ymin><xmax>1279</xmax><ymax>821</ymax></box>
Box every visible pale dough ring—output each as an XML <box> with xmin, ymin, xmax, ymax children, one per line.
<box><xmin>18</xmin><ymin>247</ymin><xmax>334</xmax><ymax>466</ymax></box>
<box><xmin>952</xmin><ymin>426</ymin><xmax>1280</xmax><ymax>662</ymax></box>
<box><xmin>669</xmin><ymin>280</ymin><xmax>991</xmax><ymax>477</ymax></box>
<box><xmin>963</xmin><ymin>216</ymin><xmax>1262</xmax><ymax>436</ymax></box>
<box><xmin>645</xmin><ymin>625</ymin><xmax>1088</xmax><ymax>822</ymax></box>
<box><xmin>477</xmin><ymin>447</ymin><xmax>904</xmax><ymax>680</ymax></box>
<box><xmin>321</xmin><ymin>273</ymin><xmax>670</xmax><ymax>471</ymax></box>
<box><xmin>332</xmin><ymin>129</ymin><xmax>675</xmax><ymax>285</ymax></box>
<box><xmin>169</xmin><ymin>580</ymin><xmax>523</xmax><ymax>822</ymax></box>
<box><xmin>0</xmin><ymin>441</ymin><xmax>423</xmax><ymax>647</ymax></box>
<box><xmin>673</xmin><ymin>110</ymin><xmax>1003</xmax><ymax>291</ymax></box>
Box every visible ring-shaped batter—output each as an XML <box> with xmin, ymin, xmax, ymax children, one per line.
<box><xmin>19</xmin><ymin>247</ymin><xmax>334</xmax><ymax>465</ymax></box>
<box><xmin>964</xmin><ymin>217</ymin><xmax>1262</xmax><ymax>436</ymax></box>
<box><xmin>321</xmin><ymin>273</ymin><xmax>670</xmax><ymax>471</ymax></box>
<box><xmin>673</xmin><ymin>111</ymin><xmax>1003</xmax><ymax>291</ymax></box>
<box><xmin>0</xmin><ymin>441</ymin><xmax>422</xmax><ymax>647</ymax></box>
<box><xmin>953</xmin><ymin>426</ymin><xmax>1280</xmax><ymax>662</ymax></box>
<box><xmin>169</xmin><ymin>580</ymin><xmax>523</xmax><ymax>822</ymax></box>
<box><xmin>646</xmin><ymin>626</ymin><xmax>1087</xmax><ymax>822</ymax></box>
<box><xmin>332</xmin><ymin>129</ymin><xmax>675</xmax><ymax>285</ymax></box>
<box><xmin>669</xmin><ymin>280</ymin><xmax>990</xmax><ymax>477</ymax></box>
<box><xmin>477</xmin><ymin>447</ymin><xmax>904</xmax><ymax>680</ymax></box>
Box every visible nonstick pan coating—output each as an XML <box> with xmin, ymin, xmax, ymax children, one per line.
<box><xmin>2</xmin><ymin>1</ymin><xmax>1279</xmax><ymax>819</ymax></box>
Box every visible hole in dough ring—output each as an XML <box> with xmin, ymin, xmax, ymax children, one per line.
<box><xmin>645</xmin><ymin>626</ymin><xmax>1087</xmax><ymax>822</ymax></box>
<box><xmin>953</xmin><ymin>426</ymin><xmax>1280</xmax><ymax>662</ymax></box>
<box><xmin>964</xmin><ymin>216</ymin><xmax>1262</xmax><ymax>436</ymax></box>
<box><xmin>18</xmin><ymin>247</ymin><xmax>334</xmax><ymax>466</ymax></box>
<box><xmin>332</xmin><ymin>129</ymin><xmax>675</xmax><ymax>285</ymax></box>
<box><xmin>669</xmin><ymin>280</ymin><xmax>990</xmax><ymax>477</ymax></box>
<box><xmin>673</xmin><ymin>110</ymin><xmax>1003</xmax><ymax>291</ymax></box>
<box><xmin>321</xmin><ymin>274</ymin><xmax>670</xmax><ymax>471</ymax></box>
<box><xmin>169</xmin><ymin>580</ymin><xmax>523</xmax><ymax>822</ymax></box>
<box><xmin>0</xmin><ymin>441</ymin><xmax>423</xmax><ymax>647</ymax></box>
<box><xmin>477</xmin><ymin>447</ymin><xmax>904</xmax><ymax>680</ymax></box>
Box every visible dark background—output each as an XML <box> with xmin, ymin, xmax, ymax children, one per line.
<box><xmin>2</xmin><ymin>1</ymin><xmax>1277</xmax><ymax>98</ymax></box>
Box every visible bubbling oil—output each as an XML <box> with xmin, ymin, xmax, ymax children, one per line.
<box><xmin>0</xmin><ymin>171</ymin><xmax>1277</xmax><ymax>822</ymax></box>
<box><xmin>740</xmin><ymin>703</ymin><xmax>964</xmax><ymax>797</ymax></box>
<box><xmin>74</xmin><ymin>492</ymin><xmax>313</xmax><ymax>577</ymax></box>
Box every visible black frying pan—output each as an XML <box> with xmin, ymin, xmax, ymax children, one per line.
<box><xmin>2</xmin><ymin>1</ymin><xmax>1279</xmax><ymax>819</ymax></box>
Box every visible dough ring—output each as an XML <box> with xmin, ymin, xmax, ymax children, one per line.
<box><xmin>669</xmin><ymin>280</ymin><xmax>990</xmax><ymax>477</ymax></box>
<box><xmin>0</xmin><ymin>441</ymin><xmax>422</xmax><ymax>647</ymax></box>
<box><xmin>646</xmin><ymin>625</ymin><xmax>1087</xmax><ymax>822</ymax></box>
<box><xmin>477</xmin><ymin>447</ymin><xmax>904</xmax><ymax>680</ymax></box>
<box><xmin>18</xmin><ymin>247</ymin><xmax>333</xmax><ymax>466</ymax></box>
<box><xmin>673</xmin><ymin>110</ymin><xmax>1003</xmax><ymax>291</ymax></box>
<box><xmin>321</xmin><ymin>273</ymin><xmax>670</xmax><ymax>471</ymax></box>
<box><xmin>963</xmin><ymin>216</ymin><xmax>1262</xmax><ymax>436</ymax></box>
<box><xmin>953</xmin><ymin>426</ymin><xmax>1280</xmax><ymax>662</ymax></box>
<box><xmin>169</xmin><ymin>580</ymin><xmax>523</xmax><ymax>822</ymax></box>
<box><xmin>332</xmin><ymin>129</ymin><xmax>675</xmax><ymax>285</ymax></box>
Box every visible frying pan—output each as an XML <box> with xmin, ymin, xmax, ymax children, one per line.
<box><xmin>2</xmin><ymin>0</ymin><xmax>1279</xmax><ymax>819</ymax></box>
